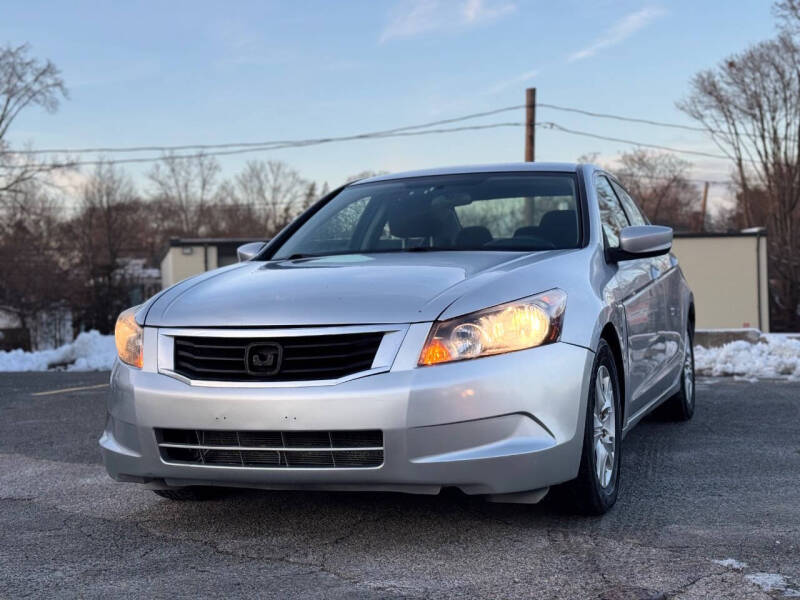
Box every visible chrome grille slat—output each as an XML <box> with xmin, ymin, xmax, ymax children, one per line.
<box><xmin>174</xmin><ymin>340</ymin><xmax>248</xmax><ymax>350</ymax></box>
<box><xmin>156</xmin><ymin>428</ymin><xmax>384</xmax><ymax>469</ymax></box>
<box><xmin>176</xmin><ymin>351</ymin><xmax>244</xmax><ymax>362</ymax></box>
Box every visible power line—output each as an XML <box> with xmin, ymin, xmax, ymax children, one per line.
<box><xmin>9</xmin><ymin>105</ymin><xmax>525</xmax><ymax>156</ymax></box>
<box><xmin>3</xmin><ymin>99</ymin><xmax>782</xmax><ymax>162</ymax></box>
<box><xmin>1</xmin><ymin>122</ymin><xmax>525</xmax><ymax>170</ymax></box>
<box><xmin>0</xmin><ymin>100</ymin><xmax>759</xmax><ymax>162</ymax></box>
<box><xmin>537</xmin><ymin>103</ymin><xmax>710</xmax><ymax>134</ymax></box>
<box><xmin>2</xmin><ymin>119</ymin><xmax>735</xmax><ymax>184</ymax></box>
<box><xmin>538</xmin><ymin>121</ymin><xmax>740</xmax><ymax>163</ymax></box>
<box><xmin>0</xmin><ymin>100</ymin><xmax>738</xmax><ymax>185</ymax></box>
<box><xmin>537</xmin><ymin>101</ymin><xmax>794</xmax><ymax>143</ymax></box>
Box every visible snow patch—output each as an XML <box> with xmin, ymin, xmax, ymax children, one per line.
<box><xmin>0</xmin><ymin>331</ymin><xmax>115</xmax><ymax>372</ymax></box>
<box><xmin>695</xmin><ymin>335</ymin><xmax>800</xmax><ymax>380</ymax></box>
<box><xmin>745</xmin><ymin>573</ymin><xmax>800</xmax><ymax>596</ymax></box>
<box><xmin>713</xmin><ymin>558</ymin><xmax>748</xmax><ymax>570</ymax></box>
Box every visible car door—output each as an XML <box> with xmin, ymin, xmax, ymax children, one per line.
<box><xmin>610</xmin><ymin>178</ymin><xmax>682</xmax><ymax>398</ymax></box>
<box><xmin>595</xmin><ymin>175</ymin><xmax>663</xmax><ymax>415</ymax></box>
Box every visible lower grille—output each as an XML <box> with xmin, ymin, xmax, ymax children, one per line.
<box><xmin>155</xmin><ymin>428</ymin><xmax>384</xmax><ymax>469</ymax></box>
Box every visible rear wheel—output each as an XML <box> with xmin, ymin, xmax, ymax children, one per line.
<box><xmin>556</xmin><ymin>339</ymin><xmax>622</xmax><ymax>515</ymax></box>
<box><xmin>152</xmin><ymin>487</ymin><xmax>222</xmax><ymax>501</ymax></box>
<box><xmin>661</xmin><ymin>328</ymin><xmax>695</xmax><ymax>421</ymax></box>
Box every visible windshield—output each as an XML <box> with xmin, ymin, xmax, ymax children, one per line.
<box><xmin>271</xmin><ymin>172</ymin><xmax>580</xmax><ymax>259</ymax></box>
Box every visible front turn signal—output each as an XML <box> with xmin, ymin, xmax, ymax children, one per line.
<box><xmin>114</xmin><ymin>307</ymin><xmax>143</xmax><ymax>368</ymax></box>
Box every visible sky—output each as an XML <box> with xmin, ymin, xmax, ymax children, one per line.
<box><xmin>2</xmin><ymin>0</ymin><xmax>777</xmax><ymax>208</ymax></box>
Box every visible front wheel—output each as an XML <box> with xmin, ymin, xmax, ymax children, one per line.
<box><xmin>661</xmin><ymin>328</ymin><xmax>695</xmax><ymax>421</ymax></box>
<box><xmin>555</xmin><ymin>339</ymin><xmax>622</xmax><ymax>515</ymax></box>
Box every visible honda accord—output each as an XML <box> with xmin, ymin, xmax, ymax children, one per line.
<box><xmin>102</xmin><ymin>163</ymin><xmax>695</xmax><ymax>514</ymax></box>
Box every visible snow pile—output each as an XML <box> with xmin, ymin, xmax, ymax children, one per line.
<box><xmin>0</xmin><ymin>330</ymin><xmax>116</xmax><ymax>372</ymax></box>
<box><xmin>695</xmin><ymin>335</ymin><xmax>800</xmax><ymax>380</ymax></box>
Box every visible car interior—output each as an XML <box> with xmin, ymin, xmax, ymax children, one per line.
<box><xmin>275</xmin><ymin>174</ymin><xmax>581</xmax><ymax>257</ymax></box>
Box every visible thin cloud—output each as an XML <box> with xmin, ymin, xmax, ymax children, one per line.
<box><xmin>461</xmin><ymin>0</ymin><xmax>516</xmax><ymax>23</ymax></box>
<box><xmin>567</xmin><ymin>6</ymin><xmax>666</xmax><ymax>62</ymax></box>
<box><xmin>485</xmin><ymin>68</ymin><xmax>539</xmax><ymax>95</ymax></box>
<box><xmin>380</xmin><ymin>0</ymin><xmax>516</xmax><ymax>42</ymax></box>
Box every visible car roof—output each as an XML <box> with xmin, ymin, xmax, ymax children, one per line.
<box><xmin>350</xmin><ymin>162</ymin><xmax>583</xmax><ymax>185</ymax></box>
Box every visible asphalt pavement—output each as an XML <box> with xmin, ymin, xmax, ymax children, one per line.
<box><xmin>0</xmin><ymin>371</ymin><xmax>798</xmax><ymax>599</ymax></box>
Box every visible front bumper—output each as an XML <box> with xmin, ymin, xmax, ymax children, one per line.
<box><xmin>100</xmin><ymin>338</ymin><xmax>593</xmax><ymax>497</ymax></box>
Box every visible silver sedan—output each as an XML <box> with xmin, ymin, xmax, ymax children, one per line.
<box><xmin>103</xmin><ymin>162</ymin><xmax>695</xmax><ymax>515</ymax></box>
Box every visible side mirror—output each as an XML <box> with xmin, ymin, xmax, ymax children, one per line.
<box><xmin>237</xmin><ymin>242</ymin><xmax>266</xmax><ymax>262</ymax></box>
<box><xmin>609</xmin><ymin>225</ymin><xmax>672</xmax><ymax>262</ymax></box>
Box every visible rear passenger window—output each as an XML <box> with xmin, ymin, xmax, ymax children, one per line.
<box><xmin>610</xmin><ymin>180</ymin><xmax>647</xmax><ymax>227</ymax></box>
<box><xmin>595</xmin><ymin>176</ymin><xmax>630</xmax><ymax>248</ymax></box>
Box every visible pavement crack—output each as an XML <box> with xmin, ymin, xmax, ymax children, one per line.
<box><xmin>666</xmin><ymin>568</ymin><xmax>726</xmax><ymax>598</ymax></box>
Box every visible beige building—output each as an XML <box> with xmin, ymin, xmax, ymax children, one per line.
<box><xmin>161</xmin><ymin>232</ymin><xmax>770</xmax><ymax>332</ymax></box>
<box><xmin>160</xmin><ymin>238</ymin><xmax>262</xmax><ymax>289</ymax></box>
<box><xmin>672</xmin><ymin>230</ymin><xmax>769</xmax><ymax>332</ymax></box>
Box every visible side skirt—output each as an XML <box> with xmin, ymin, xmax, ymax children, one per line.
<box><xmin>622</xmin><ymin>377</ymin><xmax>681</xmax><ymax>436</ymax></box>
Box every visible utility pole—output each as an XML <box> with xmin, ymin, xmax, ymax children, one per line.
<box><xmin>525</xmin><ymin>87</ymin><xmax>536</xmax><ymax>162</ymax></box>
<box><xmin>699</xmin><ymin>181</ymin><xmax>709</xmax><ymax>232</ymax></box>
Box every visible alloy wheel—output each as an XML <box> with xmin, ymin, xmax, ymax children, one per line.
<box><xmin>593</xmin><ymin>365</ymin><xmax>616</xmax><ymax>488</ymax></box>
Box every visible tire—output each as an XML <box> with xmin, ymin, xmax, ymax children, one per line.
<box><xmin>660</xmin><ymin>327</ymin><xmax>695</xmax><ymax>421</ymax></box>
<box><xmin>556</xmin><ymin>339</ymin><xmax>623</xmax><ymax>515</ymax></box>
<box><xmin>152</xmin><ymin>487</ymin><xmax>221</xmax><ymax>501</ymax></box>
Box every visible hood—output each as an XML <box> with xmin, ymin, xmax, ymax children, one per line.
<box><xmin>144</xmin><ymin>251</ymin><xmax>572</xmax><ymax>328</ymax></box>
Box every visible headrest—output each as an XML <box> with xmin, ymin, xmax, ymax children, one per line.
<box><xmin>455</xmin><ymin>226</ymin><xmax>492</xmax><ymax>248</ymax></box>
<box><xmin>514</xmin><ymin>226</ymin><xmax>540</xmax><ymax>238</ymax></box>
<box><xmin>540</xmin><ymin>210</ymin><xmax>577</xmax><ymax>230</ymax></box>
<box><xmin>539</xmin><ymin>210</ymin><xmax>578</xmax><ymax>246</ymax></box>
<box><xmin>388</xmin><ymin>205</ymin><xmax>444</xmax><ymax>238</ymax></box>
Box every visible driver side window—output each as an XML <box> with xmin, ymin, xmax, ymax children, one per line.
<box><xmin>595</xmin><ymin>175</ymin><xmax>630</xmax><ymax>248</ymax></box>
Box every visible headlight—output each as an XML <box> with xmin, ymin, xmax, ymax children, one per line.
<box><xmin>114</xmin><ymin>307</ymin><xmax>143</xmax><ymax>368</ymax></box>
<box><xmin>418</xmin><ymin>289</ymin><xmax>567</xmax><ymax>366</ymax></box>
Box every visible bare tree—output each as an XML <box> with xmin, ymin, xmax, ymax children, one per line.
<box><xmin>148</xmin><ymin>153</ymin><xmax>221</xmax><ymax>236</ymax></box>
<box><xmin>0</xmin><ymin>43</ymin><xmax>68</xmax><ymax>198</ymax></box>
<box><xmin>577</xmin><ymin>151</ymin><xmax>701</xmax><ymax>230</ymax></box>
<box><xmin>0</xmin><ymin>181</ymin><xmax>69</xmax><ymax>348</ymax></box>
<box><xmin>66</xmin><ymin>161</ymin><xmax>138</xmax><ymax>333</ymax></box>
<box><xmin>678</xmin><ymin>22</ymin><xmax>800</xmax><ymax>329</ymax></box>
<box><xmin>233</xmin><ymin>160</ymin><xmax>307</xmax><ymax>235</ymax></box>
<box><xmin>775</xmin><ymin>0</ymin><xmax>800</xmax><ymax>31</ymax></box>
<box><xmin>614</xmin><ymin>150</ymin><xmax>701</xmax><ymax>230</ymax></box>
<box><xmin>203</xmin><ymin>179</ymin><xmax>263</xmax><ymax>237</ymax></box>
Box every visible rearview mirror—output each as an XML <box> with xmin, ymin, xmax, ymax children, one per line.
<box><xmin>237</xmin><ymin>242</ymin><xmax>266</xmax><ymax>262</ymax></box>
<box><xmin>609</xmin><ymin>225</ymin><xmax>672</xmax><ymax>262</ymax></box>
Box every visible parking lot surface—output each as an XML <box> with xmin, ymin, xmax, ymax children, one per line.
<box><xmin>0</xmin><ymin>371</ymin><xmax>798</xmax><ymax>599</ymax></box>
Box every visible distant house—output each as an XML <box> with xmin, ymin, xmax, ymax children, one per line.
<box><xmin>160</xmin><ymin>238</ymin><xmax>262</xmax><ymax>289</ymax></box>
